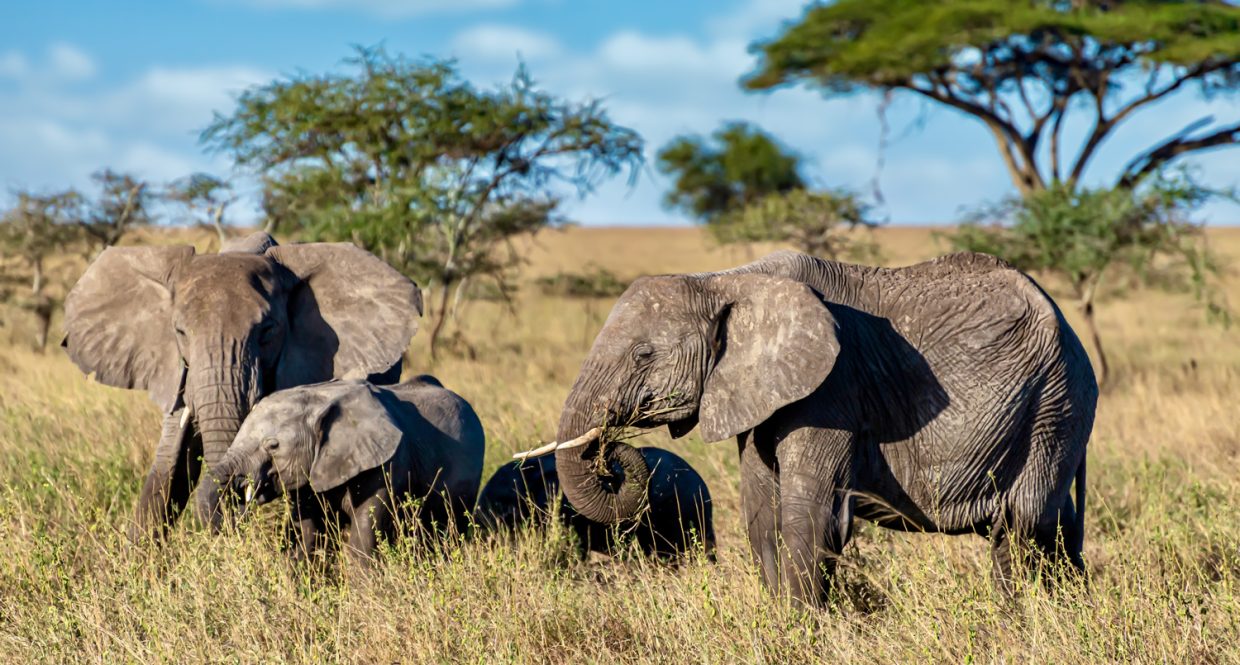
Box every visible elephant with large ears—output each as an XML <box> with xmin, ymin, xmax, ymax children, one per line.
<box><xmin>531</xmin><ymin>250</ymin><xmax>1097</xmax><ymax>607</ymax></box>
<box><xmin>62</xmin><ymin>232</ymin><xmax>422</xmax><ymax>541</ymax></box>
<box><xmin>213</xmin><ymin>376</ymin><xmax>485</xmax><ymax>567</ymax></box>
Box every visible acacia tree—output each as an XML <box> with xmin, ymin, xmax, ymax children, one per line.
<box><xmin>747</xmin><ymin>1</ymin><xmax>1240</xmax><ymax>195</ymax></box>
<box><xmin>0</xmin><ymin>190</ymin><xmax>82</xmax><ymax>350</ymax></box>
<box><xmin>657</xmin><ymin>121</ymin><xmax>804</xmax><ymax>221</ymax></box>
<box><xmin>203</xmin><ymin>47</ymin><xmax>643</xmax><ymax>359</ymax></box>
<box><xmin>79</xmin><ymin>169</ymin><xmax>153</xmax><ymax>254</ymax></box>
<box><xmin>165</xmin><ymin>173</ymin><xmax>235</xmax><ymax>247</ymax></box>
<box><xmin>713</xmin><ymin>188</ymin><xmax>881</xmax><ymax>261</ymax></box>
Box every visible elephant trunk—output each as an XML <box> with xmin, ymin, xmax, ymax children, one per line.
<box><xmin>187</xmin><ymin>344</ymin><xmax>262</xmax><ymax>525</ymax></box>
<box><xmin>554</xmin><ymin>383</ymin><xmax>650</xmax><ymax>524</ymax></box>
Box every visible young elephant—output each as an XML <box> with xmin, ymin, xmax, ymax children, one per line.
<box><xmin>214</xmin><ymin>376</ymin><xmax>484</xmax><ymax>565</ymax></box>
<box><xmin>474</xmin><ymin>447</ymin><xmax>715</xmax><ymax>561</ymax></box>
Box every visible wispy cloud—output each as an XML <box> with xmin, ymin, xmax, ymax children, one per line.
<box><xmin>451</xmin><ymin>25</ymin><xmax>561</xmax><ymax>62</ymax></box>
<box><xmin>233</xmin><ymin>0</ymin><xmax>518</xmax><ymax>19</ymax></box>
<box><xmin>0</xmin><ymin>48</ymin><xmax>269</xmax><ymax>207</ymax></box>
<box><xmin>47</xmin><ymin>43</ymin><xmax>97</xmax><ymax>81</ymax></box>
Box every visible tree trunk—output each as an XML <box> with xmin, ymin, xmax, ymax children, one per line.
<box><xmin>1079</xmin><ymin>300</ymin><xmax>1109</xmax><ymax>389</ymax></box>
<box><xmin>427</xmin><ymin>280</ymin><xmax>453</xmax><ymax>362</ymax></box>
<box><xmin>30</xmin><ymin>259</ymin><xmax>50</xmax><ymax>352</ymax></box>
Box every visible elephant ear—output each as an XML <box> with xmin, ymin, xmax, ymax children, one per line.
<box><xmin>308</xmin><ymin>384</ymin><xmax>404</xmax><ymax>492</ymax></box>
<box><xmin>267</xmin><ymin>243</ymin><xmax>423</xmax><ymax>388</ymax></box>
<box><xmin>698</xmin><ymin>273</ymin><xmax>840</xmax><ymax>443</ymax></box>
<box><xmin>62</xmin><ymin>245</ymin><xmax>195</xmax><ymax>413</ymax></box>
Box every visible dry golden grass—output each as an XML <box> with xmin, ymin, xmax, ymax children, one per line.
<box><xmin>2</xmin><ymin>226</ymin><xmax>1239</xmax><ymax>663</ymax></box>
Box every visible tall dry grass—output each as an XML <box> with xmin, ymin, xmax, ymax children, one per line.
<box><xmin>1</xmin><ymin>227</ymin><xmax>1238</xmax><ymax>663</ymax></box>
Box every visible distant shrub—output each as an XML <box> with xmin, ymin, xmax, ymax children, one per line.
<box><xmin>536</xmin><ymin>265</ymin><xmax>629</xmax><ymax>298</ymax></box>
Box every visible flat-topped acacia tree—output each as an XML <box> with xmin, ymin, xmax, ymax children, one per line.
<box><xmin>746</xmin><ymin>0</ymin><xmax>1240</xmax><ymax>196</ymax></box>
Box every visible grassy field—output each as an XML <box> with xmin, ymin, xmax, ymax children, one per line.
<box><xmin>2</xmin><ymin>226</ymin><xmax>1239</xmax><ymax>663</ymax></box>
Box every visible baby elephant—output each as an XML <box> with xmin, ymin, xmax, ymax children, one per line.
<box><xmin>475</xmin><ymin>447</ymin><xmax>715</xmax><ymax>561</ymax></box>
<box><xmin>215</xmin><ymin>376</ymin><xmax>485</xmax><ymax>565</ymax></box>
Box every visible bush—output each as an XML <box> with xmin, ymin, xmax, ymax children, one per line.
<box><xmin>535</xmin><ymin>265</ymin><xmax>629</xmax><ymax>299</ymax></box>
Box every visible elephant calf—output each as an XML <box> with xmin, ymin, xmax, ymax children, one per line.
<box><xmin>474</xmin><ymin>447</ymin><xmax>715</xmax><ymax>561</ymax></box>
<box><xmin>214</xmin><ymin>376</ymin><xmax>485</xmax><ymax>566</ymax></box>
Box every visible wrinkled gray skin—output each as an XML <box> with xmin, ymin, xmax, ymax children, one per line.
<box><xmin>214</xmin><ymin>376</ymin><xmax>485</xmax><ymax>566</ymax></box>
<box><xmin>553</xmin><ymin>250</ymin><xmax>1097</xmax><ymax>606</ymax></box>
<box><xmin>61</xmin><ymin>232</ymin><xmax>422</xmax><ymax>541</ymax></box>
<box><xmin>474</xmin><ymin>447</ymin><xmax>715</xmax><ymax>561</ymax></box>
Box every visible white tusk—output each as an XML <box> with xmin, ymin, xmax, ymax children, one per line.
<box><xmin>179</xmin><ymin>405</ymin><xmax>192</xmax><ymax>429</ymax></box>
<box><xmin>244</xmin><ymin>482</ymin><xmax>256</xmax><ymax>504</ymax></box>
<box><xmin>512</xmin><ymin>427</ymin><xmax>602</xmax><ymax>460</ymax></box>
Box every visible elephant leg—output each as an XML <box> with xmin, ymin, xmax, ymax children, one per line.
<box><xmin>739</xmin><ymin>432</ymin><xmax>781</xmax><ymax>590</ymax></box>
<box><xmin>130</xmin><ymin>408</ymin><xmax>201</xmax><ymax>543</ymax></box>
<box><xmin>990</xmin><ymin>524</ymin><xmax>1017</xmax><ymax>597</ymax></box>
<box><xmin>346</xmin><ymin>494</ymin><xmax>393</xmax><ymax>568</ymax></box>
<box><xmin>285</xmin><ymin>493</ymin><xmax>330</xmax><ymax>564</ymax></box>
<box><xmin>775</xmin><ymin>430</ymin><xmax>855</xmax><ymax>608</ymax></box>
<box><xmin>1031</xmin><ymin>497</ymin><xmax>1085</xmax><ymax>582</ymax></box>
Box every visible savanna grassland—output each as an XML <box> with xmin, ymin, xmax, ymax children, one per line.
<box><xmin>2</xmin><ymin>226</ymin><xmax>1239</xmax><ymax>663</ymax></box>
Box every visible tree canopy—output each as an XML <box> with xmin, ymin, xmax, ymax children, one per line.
<box><xmin>747</xmin><ymin>0</ymin><xmax>1240</xmax><ymax>195</ymax></box>
<box><xmin>656</xmin><ymin>122</ymin><xmax>804</xmax><ymax>222</ymax></box>
<box><xmin>202</xmin><ymin>47</ymin><xmax>643</xmax><ymax>357</ymax></box>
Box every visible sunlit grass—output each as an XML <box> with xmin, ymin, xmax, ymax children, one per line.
<box><xmin>1</xmin><ymin>226</ymin><xmax>1239</xmax><ymax>662</ymax></box>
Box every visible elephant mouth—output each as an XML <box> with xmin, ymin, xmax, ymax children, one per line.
<box><xmin>240</xmin><ymin>463</ymin><xmax>280</xmax><ymax>507</ymax></box>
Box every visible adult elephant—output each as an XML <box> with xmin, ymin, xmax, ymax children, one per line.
<box><xmin>523</xmin><ymin>250</ymin><xmax>1097</xmax><ymax>606</ymax></box>
<box><xmin>62</xmin><ymin>232</ymin><xmax>422</xmax><ymax>541</ymax></box>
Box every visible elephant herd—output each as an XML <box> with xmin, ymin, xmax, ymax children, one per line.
<box><xmin>61</xmin><ymin>231</ymin><xmax>1097</xmax><ymax>608</ymax></box>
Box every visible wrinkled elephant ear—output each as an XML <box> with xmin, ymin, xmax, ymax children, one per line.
<box><xmin>697</xmin><ymin>273</ymin><xmax>840</xmax><ymax>443</ymax></box>
<box><xmin>267</xmin><ymin>243</ymin><xmax>423</xmax><ymax>388</ymax></box>
<box><xmin>308</xmin><ymin>384</ymin><xmax>404</xmax><ymax>492</ymax></box>
<box><xmin>62</xmin><ymin>245</ymin><xmax>196</xmax><ymax>413</ymax></box>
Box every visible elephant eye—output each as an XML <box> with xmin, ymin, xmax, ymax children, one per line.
<box><xmin>631</xmin><ymin>343</ymin><xmax>655</xmax><ymax>364</ymax></box>
<box><xmin>258</xmin><ymin>322</ymin><xmax>277</xmax><ymax>346</ymax></box>
<box><xmin>263</xmin><ymin>437</ymin><xmax>279</xmax><ymax>450</ymax></box>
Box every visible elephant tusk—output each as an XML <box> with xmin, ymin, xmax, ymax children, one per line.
<box><xmin>243</xmin><ymin>482</ymin><xmax>256</xmax><ymax>504</ymax></box>
<box><xmin>512</xmin><ymin>427</ymin><xmax>602</xmax><ymax>460</ymax></box>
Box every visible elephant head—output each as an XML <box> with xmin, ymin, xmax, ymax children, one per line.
<box><xmin>62</xmin><ymin>232</ymin><xmax>421</xmax><ymax>520</ymax></box>
<box><xmin>213</xmin><ymin>381</ymin><xmax>405</xmax><ymax>503</ymax></box>
<box><xmin>546</xmin><ymin>272</ymin><xmax>839</xmax><ymax>523</ymax></box>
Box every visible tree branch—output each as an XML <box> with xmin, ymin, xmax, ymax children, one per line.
<box><xmin>909</xmin><ymin>78</ymin><xmax>1039</xmax><ymax>194</ymax></box>
<box><xmin>1119</xmin><ymin>118</ymin><xmax>1240</xmax><ymax>188</ymax></box>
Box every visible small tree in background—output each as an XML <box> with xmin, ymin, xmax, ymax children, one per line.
<box><xmin>713</xmin><ymin>188</ymin><xmax>881</xmax><ymax>262</ymax></box>
<box><xmin>165</xmin><ymin>173</ymin><xmax>235</xmax><ymax>247</ymax></box>
<box><xmin>657</xmin><ymin>122</ymin><xmax>804</xmax><ymax>223</ymax></box>
<box><xmin>953</xmin><ymin>170</ymin><xmax>1230</xmax><ymax>386</ymax></box>
<box><xmin>203</xmin><ymin>47</ymin><xmax>644</xmax><ymax>359</ymax></box>
<box><xmin>0</xmin><ymin>190</ymin><xmax>83</xmax><ymax>350</ymax></box>
<box><xmin>79</xmin><ymin>169</ymin><xmax>154</xmax><ymax>255</ymax></box>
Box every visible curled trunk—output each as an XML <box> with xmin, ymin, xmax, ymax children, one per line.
<box><xmin>554</xmin><ymin>401</ymin><xmax>651</xmax><ymax>524</ymax></box>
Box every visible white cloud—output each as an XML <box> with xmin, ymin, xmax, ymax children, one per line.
<box><xmin>0</xmin><ymin>49</ymin><xmax>268</xmax><ymax>217</ymax></box>
<box><xmin>451</xmin><ymin>25</ymin><xmax>561</xmax><ymax>62</ymax></box>
<box><xmin>0</xmin><ymin>51</ymin><xmax>29</xmax><ymax>79</ymax></box>
<box><xmin>237</xmin><ymin>0</ymin><xmax>517</xmax><ymax>18</ymax></box>
<box><xmin>47</xmin><ymin>43</ymin><xmax>96</xmax><ymax>80</ymax></box>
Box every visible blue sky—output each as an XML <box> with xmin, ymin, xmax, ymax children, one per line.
<box><xmin>1</xmin><ymin>0</ymin><xmax>1238</xmax><ymax>225</ymax></box>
